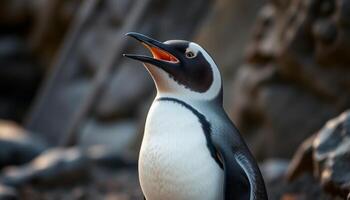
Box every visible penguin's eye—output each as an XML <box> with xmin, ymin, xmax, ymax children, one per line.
<box><xmin>185</xmin><ymin>51</ymin><xmax>196</xmax><ymax>58</ymax></box>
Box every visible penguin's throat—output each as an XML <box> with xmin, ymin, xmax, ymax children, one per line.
<box><xmin>144</xmin><ymin>44</ymin><xmax>178</xmax><ymax>63</ymax></box>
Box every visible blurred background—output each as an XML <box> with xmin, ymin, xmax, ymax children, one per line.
<box><xmin>0</xmin><ymin>0</ymin><xmax>350</xmax><ymax>199</ymax></box>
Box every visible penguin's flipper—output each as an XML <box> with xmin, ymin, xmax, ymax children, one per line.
<box><xmin>211</xmin><ymin>117</ymin><xmax>268</xmax><ymax>200</ymax></box>
<box><xmin>216</xmin><ymin>145</ymin><xmax>251</xmax><ymax>200</ymax></box>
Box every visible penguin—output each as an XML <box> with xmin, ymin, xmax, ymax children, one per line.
<box><xmin>123</xmin><ymin>32</ymin><xmax>268</xmax><ymax>200</ymax></box>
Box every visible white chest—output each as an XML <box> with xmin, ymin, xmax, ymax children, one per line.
<box><xmin>139</xmin><ymin>100</ymin><xmax>224</xmax><ymax>200</ymax></box>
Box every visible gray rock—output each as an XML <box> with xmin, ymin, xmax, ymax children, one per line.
<box><xmin>0</xmin><ymin>0</ymin><xmax>33</xmax><ymax>25</ymax></box>
<box><xmin>0</xmin><ymin>121</ymin><xmax>47</xmax><ymax>168</ymax></box>
<box><xmin>61</xmin><ymin>78</ymin><xmax>91</xmax><ymax>112</ymax></box>
<box><xmin>314</xmin><ymin>111</ymin><xmax>350</xmax><ymax>197</ymax></box>
<box><xmin>259</xmin><ymin>159</ymin><xmax>289</xmax><ymax>183</ymax></box>
<box><xmin>86</xmin><ymin>145</ymin><xmax>137</xmax><ymax>167</ymax></box>
<box><xmin>79</xmin><ymin>28</ymin><xmax>117</xmax><ymax>75</ymax></box>
<box><xmin>194</xmin><ymin>0</ymin><xmax>263</xmax><ymax>76</ymax></box>
<box><xmin>0</xmin><ymin>148</ymin><xmax>88</xmax><ymax>187</ymax></box>
<box><xmin>105</xmin><ymin>0</ymin><xmax>134</xmax><ymax>26</ymax></box>
<box><xmin>94</xmin><ymin>61</ymin><xmax>153</xmax><ymax>120</ymax></box>
<box><xmin>266</xmin><ymin>174</ymin><xmax>333</xmax><ymax>200</ymax></box>
<box><xmin>0</xmin><ymin>37</ymin><xmax>26</xmax><ymax>58</ymax></box>
<box><xmin>0</xmin><ymin>36</ymin><xmax>42</xmax><ymax>121</ymax></box>
<box><xmin>79</xmin><ymin>119</ymin><xmax>138</xmax><ymax>159</ymax></box>
<box><xmin>0</xmin><ymin>184</ymin><xmax>17</xmax><ymax>200</ymax></box>
<box><xmin>287</xmin><ymin>110</ymin><xmax>350</xmax><ymax>198</ymax></box>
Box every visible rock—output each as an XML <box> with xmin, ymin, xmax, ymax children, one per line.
<box><xmin>313</xmin><ymin>111</ymin><xmax>350</xmax><ymax>197</ymax></box>
<box><xmin>193</xmin><ymin>0</ymin><xmax>264</xmax><ymax>108</ymax></box>
<box><xmin>0</xmin><ymin>184</ymin><xmax>17</xmax><ymax>200</ymax></box>
<box><xmin>86</xmin><ymin>145</ymin><xmax>137</xmax><ymax>168</ymax></box>
<box><xmin>0</xmin><ymin>148</ymin><xmax>89</xmax><ymax>187</ymax></box>
<box><xmin>260</xmin><ymin>159</ymin><xmax>289</xmax><ymax>183</ymax></box>
<box><xmin>194</xmin><ymin>0</ymin><xmax>263</xmax><ymax>77</ymax></box>
<box><xmin>0</xmin><ymin>36</ymin><xmax>42</xmax><ymax>121</ymax></box>
<box><xmin>94</xmin><ymin>61</ymin><xmax>153</xmax><ymax>120</ymax></box>
<box><xmin>286</xmin><ymin>134</ymin><xmax>316</xmax><ymax>182</ymax></box>
<box><xmin>105</xmin><ymin>0</ymin><xmax>134</xmax><ymax>26</ymax></box>
<box><xmin>60</xmin><ymin>79</ymin><xmax>91</xmax><ymax>113</ymax></box>
<box><xmin>0</xmin><ymin>121</ymin><xmax>47</xmax><ymax>168</ymax></box>
<box><xmin>79</xmin><ymin>28</ymin><xmax>116</xmax><ymax>75</ymax></box>
<box><xmin>0</xmin><ymin>0</ymin><xmax>33</xmax><ymax>26</ymax></box>
<box><xmin>287</xmin><ymin>110</ymin><xmax>350</xmax><ymax>198</ymax></box>
<box><xmin>229</xmin><ymin>0</ymin><xmax>350</xmax><ymax>159</ymax></box>
<box><xmin>0</xmin><ymin>37</ymin><xmax>26</xmax><ymax>58</ymax></box>
<box><xmin>79</xmin><ymin>119</ymin><xmax>138</xmax><ymax>160</ymax></box>
<box><xmin>266</xmin><ymin>174</ymin><xmax>332</xmax><ymax>200</ymax></box>
<box><xmin>16</xmin><ymin>166</ymin><xmax>142</xmax><ymax>200</ymax></box>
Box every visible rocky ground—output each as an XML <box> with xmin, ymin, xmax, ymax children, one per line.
<box><xmin>17</xmin><ymin>167</ymin><xmax>142</xmax><ymax>200</ymax></box>
<box><xmin>0</xmin><ymin>113</ymin><xmax>349</xmax><ymax>199</ymax></box>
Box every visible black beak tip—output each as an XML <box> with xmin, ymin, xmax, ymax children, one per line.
<box><xmin>123</xmin><ymin>54</ymin><xmax>135</xmax><ymax>59</ymax></box>
<box><xmin>123</xmin><ymin>54</ymin><xmax>147</xmax><ymax>63</ymax></box>
<box><xmin>125</xmin><ymin>32</ymin><xmax>144</xmax><ymax>40</ymax></box>
<box><xmin>125</xmin><ymin>32</ymin><xmax>134</xmax><ymax>37</ymax></box>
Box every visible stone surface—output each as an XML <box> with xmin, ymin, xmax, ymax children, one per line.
<box><xmin>287</xmin><ymin>110</ymin><xmax>350</xmax><ymax>198</ymax></box>
<box><xmin>105</xmin><ymin>0</ymin><xmax>133</xmax><ymax>26</ymax></box>
<box><xmin>266</xmin><ymin>174</ymin><xmax>333</xmax><ymax>200</ymax></box>
<box><xmin>79</xmin><ymin>119</ymin><xmax>138</xmax><ymax>160</ymax></box>
<box><xmin>194</xmin><ymin>0</ymin><xmax>263</xmax><ymax>74</ymax></box>
<box><xmin>260</xmin><ymin>159</ymin><xmax>289</xmax><ymax>183</ymax></box>
<box><xmin>312</xmin><ymin>110</ymin><xmax>350</xmax><ymax>197</ymax></box>
<box><xmin>193</xmin><ymin>0</ymin><xmax>264</xmax><ymax>108</ymax></box>
<box><xmin>0</xmin><ymin>37</ymin><xmax>42</xmax><ymax>121</ymax></box>
<box><xmin>17</xmin><ymin>167</ymin><xmax>142</xmax><ymax>200</ymax></box>
<box><xmin>229</xmin><ymin>0</ymin><xmax>350</xmax><ymax>159</ymax></box>
<box><xmin>94</xmin><ymin>61</ymin><xmax>153</xmax><ymax>120</ymax></box>
<box><xmin>259</xmin><ymin>159</ymin><xmax>333</xmax><ymax>199</ymax></box>
<box><xmin>0</xmin><ymin>148</ymin><xmax>88</xmax><ymax>187</ymax></box>
<box><xmin>0</xmin><ymin>121</ymin><xmax>47</xmax><ymax>168</ymax></box>
<box><xmin>0</xmin><ymin>184</ymin><xmax>17</xmax><ymax>200</ymax></box>
<box><xmin>0</xmin><ymin>0</ymin><xmax>33</xmax><ymax>26</ymax></box>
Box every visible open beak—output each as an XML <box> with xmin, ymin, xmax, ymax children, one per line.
<box><xmin>123</xmin><ymin>32</ymin><xmax>180</xmax><ymax>69</ymax></box>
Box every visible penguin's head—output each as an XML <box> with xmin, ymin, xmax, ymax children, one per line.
<box><xmin>124</xmin><ymin>32</ymin><xmax>222</xmax><ymax>102</ymax></box>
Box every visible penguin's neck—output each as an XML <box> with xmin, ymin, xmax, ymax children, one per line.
<box><xmin>155</xmin><ymin>90</ymin><xmax>223</xmax><ymax>108</ymax></box>
<box><xmin>156</xmin><ymin>92</ymin><xmax>191</xmax><ymax>103</ymax></box>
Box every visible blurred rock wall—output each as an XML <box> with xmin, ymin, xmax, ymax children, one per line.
<box><xmin>229</xmin><ymin>0</ymin><xmax>350</xmax><ymax>159</ymax></box>
<box><xmin>0</xmin><ymin>0</ymin><xmax>265</xmax><ymax>158</ymax></box>
<box><xmin>14</xmin><ymin>0</ymin><xmax>263</xmax><ymax>157</ymax></box>
<box><xmin>194</xmin><ymin>0</ymin><xmax>264</xmax><ymax>108</ymax></box>
<box><xmin>24</xmin><ymin>0</ymin><xmax>216</xmax><ymax>153</ymax></box>
<box><xmin>0</xmin><ymin>0</ymin><xmax>78</xmax><ymax>122</ymax></box>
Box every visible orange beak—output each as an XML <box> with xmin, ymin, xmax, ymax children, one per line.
<box><xmin>143</xmin><ymin>43</ymin><xmax>178</xmax><ymax>63</ymax></box>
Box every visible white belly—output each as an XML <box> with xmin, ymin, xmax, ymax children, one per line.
<box><xmin>139</xmin><ymin>100</ymin><xmax>224</xmax><ymax>200</ymax></box>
